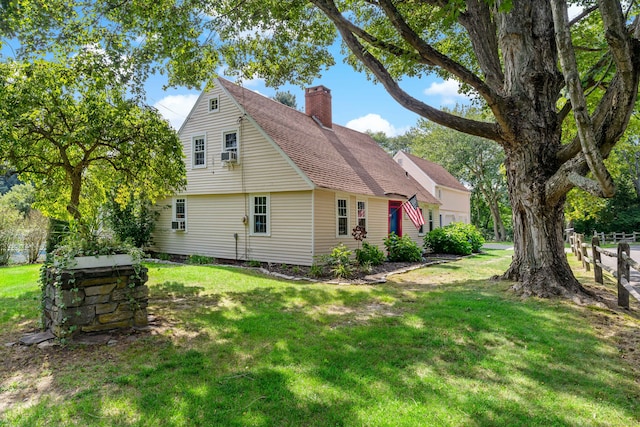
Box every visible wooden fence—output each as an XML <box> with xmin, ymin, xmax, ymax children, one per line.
<box><xmin>570</xmin><ymin>233</ymin><xmax>640</xmax><ymax>309</ymax></box>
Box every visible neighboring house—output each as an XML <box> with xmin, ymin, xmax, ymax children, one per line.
<box><xmin>393</xmin><ymin>151</ymin><xmax>471</xmax><ymax>228</ymax></box>
<box><xmin>151</xmin><ymin>78</ymin><xmax>440</xmax><ymax>265</ymax></box>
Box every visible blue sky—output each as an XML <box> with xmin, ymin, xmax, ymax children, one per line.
<box><xmin>148</xmin><ymin>54</ymin><xmax>472</xmax><ymax>136</ymax></box>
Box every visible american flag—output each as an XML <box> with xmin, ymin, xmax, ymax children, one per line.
<box><xmin>403</xmin><ymin>194</ymin><xmax>425</xmax><ymax>230</ymax></box>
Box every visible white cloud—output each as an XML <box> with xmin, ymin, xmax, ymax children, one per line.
<box><xmin>153</xmin><ymin>94</ymin><xmax>199</xmax><ymax>130</ymax></box>
<box><xmin>567</xmin><ymin>5</ymin><xmax>583</xmax><ymax>20</ymax></box>
<box><xmin>424</xmin><ymin>79</ymin><xmax>471</xmax><ymax>105</ymax></box>
<box><xmin>346</xmin><ymin>114</ymin><xmax>407</xmax><ymax>136</ymax></box>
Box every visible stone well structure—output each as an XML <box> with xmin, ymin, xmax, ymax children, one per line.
<box><xmin>43</xmin><ymin>264</ymin><xmax>149</xmax><ymax>338</ymax></box>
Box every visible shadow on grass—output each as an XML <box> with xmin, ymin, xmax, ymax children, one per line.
<box><xmin>5</xmin><ymin>274</ymin><xmax>640</xmax><ymax>427</ymax></box>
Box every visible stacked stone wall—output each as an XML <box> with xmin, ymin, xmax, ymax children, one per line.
<box><xmin>43</xmin><ymin>265</ymin><xmax>149</xmax><ymax>337</ymax></box>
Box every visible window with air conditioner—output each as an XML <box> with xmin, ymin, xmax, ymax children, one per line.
<box><xmin>221</xmin><ymin>129</ymin><xmax>239</xmax><ymax>163</ymax></box>
<box><xmin>172</xmin><ymin>198</ymin><xmax>186</xmax><ymax>231</ymax></box>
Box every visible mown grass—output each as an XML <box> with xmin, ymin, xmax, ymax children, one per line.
<box><xmin>1</xmin><ymin>250</ymin><xmax>639</xmax><ymax>426</ymax></box>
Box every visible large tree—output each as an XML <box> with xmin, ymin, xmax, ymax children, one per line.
<box><xmin>6</xmin><ymin>0</ymin><xmax>640</xmax><ymax>298</ymax></box>
<box><xmin>0</xmin><ymin>56</ymin><xmax>186</xmax><ymax>221</ymax></box>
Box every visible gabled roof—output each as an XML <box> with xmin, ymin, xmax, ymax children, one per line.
<box><xmin>218</xmin><ymin>78</ymin><xmax>440</xmax><ymax>205</ymax></box>
<box><xmin>400</xmin><ymin>151</ymin><xmax>469</xmax><ymax>193</ymax></box>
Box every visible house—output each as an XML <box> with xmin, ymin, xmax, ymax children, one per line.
<box><xmin>151</xmin><ymin>78</ymin><xmax>441</xmax><ymax>266</ymax></box>
<box><xmin>393</xmin><ymin>151</ymin><xmax>471</xmax><ymax>228</ymax></box>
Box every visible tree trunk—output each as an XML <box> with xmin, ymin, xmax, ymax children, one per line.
<box><xmin>67</xmin><ymin>169</ymin><xmax>83</xmax><ymax>220</ymax></box>
<box><xmin>489</xmin><ymin>199</ymin><xmax>505</xmax><ymax>241</ymax></box>
<box><xmin>500</xmin><ymin>144</ymin><xmax>590</xmax><ymax>298</ymax></box>
<box><xmin>477</xmin><ymin>183</ymin><xmax>506</xmax><ymax>241</ymax></box>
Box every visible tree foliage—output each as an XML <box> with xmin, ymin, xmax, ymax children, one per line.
<box><xmin>272</xmin><ymin>91</ymin><xmax>298</xmax><ymax>109</ymax></box>
<box><xmin>368</xmin><ymin>130</ymin><xmax>416</xmax><ymax>155</ymax></box>
<box><xmin>410</xmin><ymin>105</ymin><xmax>510</xmax><ymax>241</ymax></box>
<box><xmin>0</xmin><ymin>58</ymin><xmax>186</xmax><ymax>221</ymax></box>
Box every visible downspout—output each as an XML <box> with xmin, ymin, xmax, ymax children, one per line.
<box><xmin>311</xmin><ymin>190</ymin><xmax>315</xmax><ymax>264</ymax></box>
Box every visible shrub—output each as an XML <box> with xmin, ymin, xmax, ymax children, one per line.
<box><xmin>424</xmin><ymin>223</ymin><xmax>485</xmax><ymax>255</ymax></box>
<box><xmin>0</xmin><ymin>204</ymin><xmax>20</xmax><ymax>265</ymax></box>
<box><xmin>22</xmin><ymin>210</ymin><xmax>48</xmax><ymax>264</ymax></box>
<box><xmin>383</xmin><ymin>232</ymin><xmax>422</xmax><ymax>262</ymax></box>
<box><xmin>328</xmin><ymin>243</ymin><xmax>353</xmax><ymax>278</ymax></box>
<box><xmin>308</xmin><ymin>263</ymin><xmax>324</xmax><ymax>278</ymax></box>
<box><xmin>157</xmin><ymin>252</ymin><xmax>171</xmax><ymax>261</ymax></box>
<box><xmin>187</xmin><ymin>254</ymin><xmax>214</xmax><ymax>265</ymax></box>
<box><xmin>104</xmin><ymin>195</ymin><xmax>160</xmax><ymax>248</ymax></box>
<box><xmin>355</xmin><ymin>241</ymin><xmax>385</xmax><ymax>266</ymax></box>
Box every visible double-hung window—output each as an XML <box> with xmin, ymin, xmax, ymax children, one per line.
<box><xmin>337</xmin><ymin>198</ymin><xmax>348</xmax><ymax>236</ymax></box>
<box><xmin>428</xmin><ymin>209</ymin><xmax>434</xmax><ymax>231</ymax></box>
<box><xmin>357</xmin><ymin>200</ymin><xmax>366</xmax><ymax>230</ymax></box>
<box><xmin>251</xmin><ymin>195</ymin><xmax>269</xmax><ymax>235</ymax></box>
<box><xmin>418</xmin><ymin>208</ymin><xmax>425</xmax><ymax>235</ymax></box>
<box><xmin>192</xmin><ymin>136</ymin><xmax>206</xmax><ymax>168</ymax></box>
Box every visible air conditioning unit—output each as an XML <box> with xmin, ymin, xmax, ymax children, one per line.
<box><xmin>171</xmin><ymin>220</ymin><xmax>186</xmax><ymax>231</ymax></box>
<box><xmin>221</xmin><ymin>151</ymin><xmax>237</xmax><ymax>163</ymax></box>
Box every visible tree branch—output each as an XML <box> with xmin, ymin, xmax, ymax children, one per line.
<box><xmin>458</xmin><ymin>0</ymin><xmax>504</xmax><ymax>92</ymax></box>
<box><xmin>551</xmin><ymin>0</ymin><xmax>615</xmax><ymax>196</ymax></box>
<box><xmin>375</xmin><ymin>0</ymin><xmax>500</xmax><ymax>106</ymax></box>
<box><xmin>310</xmin><ymin>0</ymin><xmax>505</xmax><ymax>142</ymax></box>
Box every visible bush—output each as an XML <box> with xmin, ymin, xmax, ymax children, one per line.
<box><xmin>424</xmin><ymin>223</ymin><xmax>485</xmax><ymax>255</ymax></box>
<box><xmin>22</xmin><ymin>210</ymin><xmax>48</xmax><ymax>264</ymax></box>
<box><xmin>383</xmin><ymin>232</ymin><xmax>422</xmax><ymax>262</ymax></box>
<box><xmin>0</xmin><ymin>204</ymin><xmax>20</xmax><ymax>265</ymax></box>
<box><xmin>355</xmin><ymin>241</ymin><xmax>385</xmax><ymax>266</ymax></box>
<box><xmin>104</xmin><ymin>195</ymin><xmax>159</xmax><ymax>248</ymax></box>
<box><xmin>187</xmin><ymin>254</ymin><xmax>214</xmax><ymax>265</ymax></box>
<box><xmin>328</xmin><ymin>243</ymin><xmax>353</xmax><ymax>278</ymax></box>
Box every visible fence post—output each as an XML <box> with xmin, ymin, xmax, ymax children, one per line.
<box><xmin>618</xmin><ymin>243</ymin><xmax>630</xmax><ymax>309</ymax></box>
<box><xmin>581</xmin><ymin>240</ymin><xmax>590</xmax><ymax>271</ymax></box>
<box><xmin>592</xmin><ymin>236</ymin><xmax>602</xmax><ymax>284</ymax></box>
<box><xmin>576</xmin><ymin>234</ymin><xmax>583</xmax><ymax>261</ymax></box>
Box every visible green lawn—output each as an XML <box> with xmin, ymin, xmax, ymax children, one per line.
<box><xmin>1</xmin><ymin>251</ymin><xmax>639</xmax><ymax>426</ymax></box>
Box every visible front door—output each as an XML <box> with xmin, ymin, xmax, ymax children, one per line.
<box><xmin>388</xmin><ymin>201</ymin><xmax>402</xmax><ymax>236</ymax></box>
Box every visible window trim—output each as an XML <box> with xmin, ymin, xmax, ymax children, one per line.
<box><xmin>336</xmin><ymin>196</ymin><xmax>349</xmax><ymax>237</ymax></box>
<box><xmin>418</xmin><ymin>207</ymin><xmax>425</xmax><ymax>235</ymax></box>
<box><xmin>173</xmin><ymin>197</ymin><xmax>187</xmax><ymax>231</ymax></box>
<box><xmin>208</xmin><ymin>95</ymin><xmax>219</xmax><ymax>113</ymax></box>
<box><xmin>192</xmin><ymin>135</ymin><xmax>207</xmax><ymax>169</ymax></box>
<box><xmin>250</xmin><ymin>194</ymin><xmax>270</xmax><ymax>236</ymax></box>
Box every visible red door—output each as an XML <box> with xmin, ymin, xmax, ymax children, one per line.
<box><xmin>388</xmin><ymin>201</ymin><xmax>402</xmax><ymax>236</ymax></box>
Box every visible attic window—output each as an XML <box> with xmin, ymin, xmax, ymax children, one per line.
<box><xmin>209</xmin><ymin>96</ymin><xmax>219</xmax><ymax>112</ymax></box>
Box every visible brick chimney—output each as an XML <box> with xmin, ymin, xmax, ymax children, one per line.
<box><xmin>305</xmin><ymin>85</ymin><xmax>332</xmax><ymax>128</ymax></box>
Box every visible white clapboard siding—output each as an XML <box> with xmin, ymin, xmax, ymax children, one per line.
<box><xmin>180</xmin><ymin>85</ymin><xmax>311</xmax><ymax>195</ymax></box>
<box><xmin>152</xmin><ymin>192</ymin><xmax>314</xmax><ymax>265</ymax></box>
<box><xmin>313</xmin><ymin>189</ymin><xmax>394</xmax><ymax>257</ymax></box>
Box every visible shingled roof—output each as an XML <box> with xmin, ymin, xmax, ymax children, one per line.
<box><xmin>400</xmin><ymin>151</ymin><xmax>469</xmax><ymax>193</ymax></box>
<box><xmin>218</xmin><ymin>78</ymin><xmax>440</xmax><ymax>205</ymax></box>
